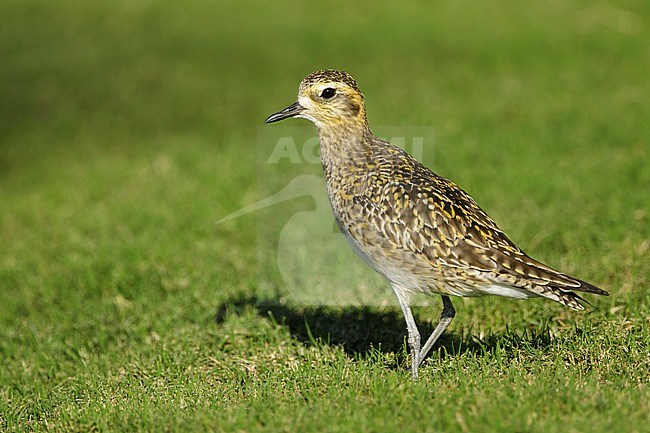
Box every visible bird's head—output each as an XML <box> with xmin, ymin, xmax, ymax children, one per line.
<box><xmin>266</xmin><ymin>69</ymin><xmax>368</xmax><ymax>132</ymax></box>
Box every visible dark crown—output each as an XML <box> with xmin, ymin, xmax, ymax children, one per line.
<box><xmin>301</xmin><ymin>69</ymin><xmax>361</xmax><ymax>94</ymax></box>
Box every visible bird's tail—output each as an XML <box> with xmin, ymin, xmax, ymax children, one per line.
<box><xmin>549</xmin><ymin>279</ymin><xmax>609</xmax><ymax>311</ymax></box>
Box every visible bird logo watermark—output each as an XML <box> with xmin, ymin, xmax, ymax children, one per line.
<box><xmin>217</xmin><ymin>126</ymin><xmax>436</xmax><ymax>306</ymax></box>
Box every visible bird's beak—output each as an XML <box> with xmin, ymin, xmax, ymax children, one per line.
<box><xmin>265</xmin><ymin>101</ymin><xmax>304</xmax><ymax>123</ymax></box>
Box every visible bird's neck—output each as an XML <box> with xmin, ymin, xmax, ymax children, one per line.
<box><xmin>317</xmin><ymin>124</ymin><xmax>375</xmax><ymax>181</ymax></box>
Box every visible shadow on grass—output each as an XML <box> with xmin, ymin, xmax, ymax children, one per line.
<box><xmin>215</xmin><ymin>295</ymin><xmax>554</xmax><ymax>363</ymax></box>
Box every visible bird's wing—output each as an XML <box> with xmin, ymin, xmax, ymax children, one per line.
<box><xmin>358</xmin><ymin>156</ymin><xmax>606</xmax><ymax>298</ymax></box>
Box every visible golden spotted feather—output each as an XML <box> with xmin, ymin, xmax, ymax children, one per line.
<box><xmin>332</xmin><ymin>137</ymin><xmax>607</xmax><ymax>311</ymax></box>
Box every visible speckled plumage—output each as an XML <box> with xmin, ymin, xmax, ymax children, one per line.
<box><xmin>266</xmin><ymin>69</ymin><xmax>608</xmax><ymax>379</ymax></box>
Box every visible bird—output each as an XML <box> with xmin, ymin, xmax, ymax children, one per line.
<box><xmin>265</xmin><ymin>69</ymin><xmax>609</xmax><ymax>379</ymax></box>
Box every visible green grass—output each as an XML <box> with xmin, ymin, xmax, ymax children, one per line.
<box><xmin>1</xmin><ymin>0</ymin><xmax>649</xmax><ymax>431</ymax></box>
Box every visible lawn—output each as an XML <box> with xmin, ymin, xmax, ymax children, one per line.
<box><xmin>1</xmin><ymin>0</ymin><xmax>649</xmax><ymax>432</ymax></box>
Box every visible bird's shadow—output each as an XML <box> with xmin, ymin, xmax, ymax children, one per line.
<box><xmin>215</xmin><ymin>295</ymin><xmax>554</xmax><ymax>365</ymax></box>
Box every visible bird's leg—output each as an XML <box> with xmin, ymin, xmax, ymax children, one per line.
<box><xmin>416</xmin><ymin>295</ymin><xmax>455</xmax><ymax>367</ymax></box>
<box><xmin>394</xmin><ymin>289</ymin><xmax>421</xmax><ymax>380</ymax></box>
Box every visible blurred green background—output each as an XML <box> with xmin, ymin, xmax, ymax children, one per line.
<box><xmin>1</xmin><ymin>0</ymin><xmax>649</xmax><ymax>432</ymax></box>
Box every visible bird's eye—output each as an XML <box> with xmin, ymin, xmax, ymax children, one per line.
<box><xmin>320</xmin><ymin>88</ymin><xmax>336</xmax><ymax>99</ymax></box>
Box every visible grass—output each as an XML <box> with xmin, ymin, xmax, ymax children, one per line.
<box><xmin>1</xmin><ymin>0</ymin><xmax>649</xmax><ymax>431</ymax></box>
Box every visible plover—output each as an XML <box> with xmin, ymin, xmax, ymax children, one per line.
<box><xmin>265</xmin><ymin>69</ymin><xmax>608</xmax><ymax>379</ymax></box>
